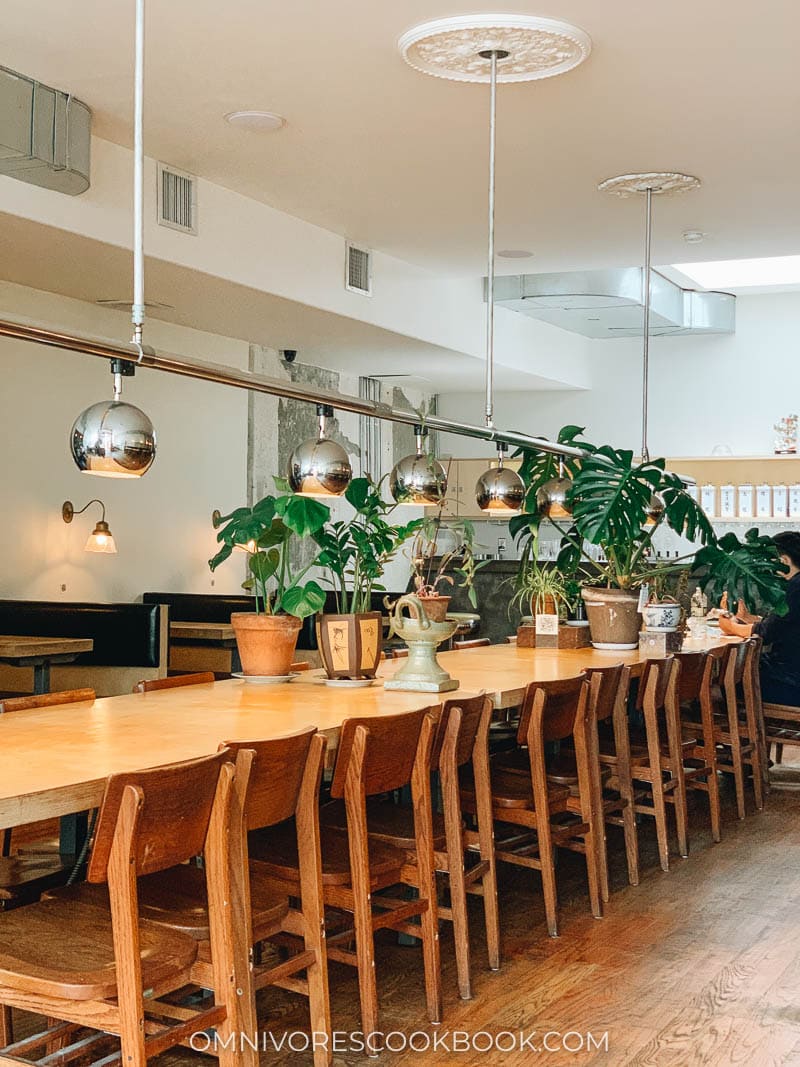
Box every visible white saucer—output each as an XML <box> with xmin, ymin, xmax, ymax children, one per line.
<box><xmin>233</xmin><ymin>672</ymin><xmax>297</xmax><ymax>685</ymax></box>
<box><xmin>323</xmin><ymin>677</ymin><xmax>376</xmax><ymax>689</ymax></box>
<box><xmin>591</xmin><ymin>642</ymin><xmax>638</xmax><ymax>651</ymax></box>
<box><xmin>565</xmin><ymin>620</ymin><xmax>590</xmax><ymax>628</ymax></box>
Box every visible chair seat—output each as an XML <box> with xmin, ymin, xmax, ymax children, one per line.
<box><xmin>0</xmin><ymin>852</ymin><xmax>72</xmax><ymax>902</ymax></box>
<box><xmin>464</xmin><ymin>771</ymin><xmax>570</xmax><ymax>811</ymax></box>
<box><xmin>607</xmin><ymin>731</ymin><xmax>697</xmax><ymax>766</ymax></box>
<box><xmin>250</xmin><ymin>823</ymin><xmax>406</xmax><ymax>888</ymax></box>
<box><xmin>320</xmin><ymin>799</ymin><xmax>448</xmax><ymax>852</ymax></box>
<box><xmin>546</xmin><ymin>755</ymin><xmax>612</xmax><ymax>790</ymax></box>
<box><xmin>0</xmin><ymin>899</ymin><xmax>197</xmax><ymax>1000</ymax></box>
<box><xmin>45</xmin><ymin>862</ymin><xmax>289</xmax><ymax>942</ymax></box>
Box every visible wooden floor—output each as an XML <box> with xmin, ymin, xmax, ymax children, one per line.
<box><xmin>13</xmin><ymin>760</ymin><xmax>800</xmax><ymax>1066</ymax></box>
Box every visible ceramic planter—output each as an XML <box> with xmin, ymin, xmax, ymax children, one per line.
<box><xmin>416</xmin><ymin>594</ymin><xmax>451</xmax><ymax>623</ymax></box>
<box><xmin>316</xmin><ymin>611</ymin><xmax>383</xmax><ymax>679</ymax></box>
<box><xmin>580</xmin><ymin>587</ymin><xmax>642</xmax><ymax>650</ymax></box>
<box><xmin>642</xmin><ymin>601</ymin><xmax>682</xmax><ymax>633</ymax></box>
<box><xmin>231</xmin><ymin>612</ymin><xmax>301</xmax><ymax>676</ymax></box>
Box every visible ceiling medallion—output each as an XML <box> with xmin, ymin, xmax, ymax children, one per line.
<box><xmin>597</xmin><ymin>172</ymin><xmax>701</xmax><ymax>197</ymax></box>
<box><xmin>398</xmin><ymin>14</ymin><xmax>592</xmax><ymax>83</ymax></box>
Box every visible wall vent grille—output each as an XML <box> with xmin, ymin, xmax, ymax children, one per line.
<box><xmin>346</xmin><ymin>242</ymin><xmax>372</xmax><ymax>295</ymax></box>
<box><xmin>157</xmin><ymin>162</ymin><xmax>197</xmax><ymax>234</ymax></box>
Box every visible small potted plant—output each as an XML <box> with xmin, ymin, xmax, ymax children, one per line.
<box><xmin>209</xmin><ymin>489</ymin><xmax>329</xmax><ymax>677</ymax></box>
<box><xmin>409</xmin><ymin>516</ymin><xmax>485</xmax><ymax>622</ymax></box>
<box><xmin>313</xmin><ymin>476</ymin><xmax>422</xmax><ymax>679</ymax></box>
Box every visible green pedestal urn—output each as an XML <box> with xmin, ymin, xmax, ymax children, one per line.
<box><xmin>384</xmin><ymin>594</ymin><xmax>459</xmax><ymax>694</ymax></box>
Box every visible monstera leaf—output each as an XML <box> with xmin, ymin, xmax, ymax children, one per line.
<box><xmin>570</xmin><ymin>447</ymin><xmax>663</xmax><ymax>546</ymax></box>
<box><xmin>691</xmin><ymin>529</ymin><xmax>788</xmax><ymax>614</ymax></box>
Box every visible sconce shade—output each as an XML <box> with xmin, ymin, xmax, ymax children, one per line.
<box><xmin>70</xmin><ymin>400</ymin><xmax>156</xmax><ymax>478</ymax></box>
<box><xmin>288</xmin><ymin>436</ymin><xmax>352</xmax><ymax>497</ymax></box>
<box><xmin>85</xmin><ymin>520</ymin><xmax>117</xmax><ymax>554</ymax></box>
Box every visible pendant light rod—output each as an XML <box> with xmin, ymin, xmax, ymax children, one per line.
<box><xmin>131</xmin><ymin>0</ymin><xmax>146</xmax><ymax>347</ymax></box>
<box><xmin>482</xmin><ymin>48</ymin><xmax>504</xmax><ymax>429</ymax></box>
<box><xmin>641</xmin><ymin>184</ymin><xmax>653</xmax><ymax>463</ymax></box>
<box><xmin>0</xmin><ymin>316</ymin><xmax>585</xmax><ymax>459</ymax></box>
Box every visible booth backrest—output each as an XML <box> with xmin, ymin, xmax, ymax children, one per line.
<box><xmin>0</xmin><ymin>600</ymin><xmax>167</xmax><ymax>696</ymax></box>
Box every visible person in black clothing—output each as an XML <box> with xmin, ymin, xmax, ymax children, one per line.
<box><xmin>718</xmin><ymin>531</ymin><xmax>800</xmax><ymax>706</ymax></box>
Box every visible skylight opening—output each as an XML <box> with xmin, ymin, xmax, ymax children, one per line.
<box><xmin>673</xmin><ymin>255</ymin><xmax>800</xmax><ymax>289</ymax></box>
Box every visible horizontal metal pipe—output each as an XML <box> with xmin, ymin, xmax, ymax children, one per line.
<box><xmin>0</xmin><ymin>315</ymin><xmax>584</xmax><ymax>459</ymax></box>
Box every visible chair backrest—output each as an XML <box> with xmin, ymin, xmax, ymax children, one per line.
<box><xmin>433</xmin><ymin>692</ymin><xmax>491</xmax><ymax>770</ymax></box>
<box><xmin>636</xmin><ymin>656</ymin><xmax>676</xmax><ymax>712</ymax></box>
<box><xmin>134</xmin><ymin>672</ymin><xmax>215</xmax><ymax>693</ymax></box>
<box><xmin>222</xmin><ymin>728</ymin><xmax>322</xmax><ymax>829</ymax></box>
<box><xmin>674</xmin><ymin>651</ymin><xmax>711</xmax><ymax>703</ymax></box>
<box><xmin>134</xmin><ymin>670</ymin><xmax>216</xmax><ymax>695</ymax></box>
<box><xmin>87</xmin><ymin>749</ymin><xmax>232</xmax><ymax>883</ymax></box>
<box><xmin>330</xmin><ymin>708</ymin><xmax>431</xmax><ymax>799</ymax></box>
<box><xmin>583</xmin><ymin>663</ymin><xmax>627</xmax><ymax>722</ymax></box>
<box><xmin>518</xmin><ymin>675</ymin><xmax>586</xmax><ymax>745</ymax></box>
<box><xmin>0</xmin><ymin>687</ymin><xmax>95</xmax><ymax>713</ymax></box>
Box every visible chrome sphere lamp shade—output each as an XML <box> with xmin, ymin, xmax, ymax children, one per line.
<box><xmin>288</xmin><ymin>404</ymin><xmax>352</xmax><ymax>497</ymax></box>
<box><xmin>390</xmin><ymin>425</ymin><xmax>448</xmax><ymax>505</ymax></box>
<box><xmin>536</xmin><ymin>456</ymin><xmax>573</xmax><ymax>519</ymax></box>
<box><xmin>475</xmin><ymin>442</ymin><xmax>525</xmax><ymax>514</ymax></box>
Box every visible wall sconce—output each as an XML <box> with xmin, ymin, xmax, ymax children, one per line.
<box><xmin>62</xmin><ymin>499</ymin><xmax>117</xmax><ymax>554</ymax></box>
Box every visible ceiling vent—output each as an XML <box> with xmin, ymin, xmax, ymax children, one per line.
<box><xmin>346</xmin><ymin>242</ymin><xmax>372</xmax><ymax>296</ymax></box>
<box><xmin>0</xmin><ymin>65</ymin><xmax>91</xmax><ymax>195</ymax></box>
<box><xmin>157</xmin><ymin>162</ymin><xmax>197</xmax><ymax>235</ymax></box>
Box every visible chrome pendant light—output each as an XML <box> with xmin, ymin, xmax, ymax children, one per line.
<box><xmin>537</xmin><ymin>456</ymin><xmax>573</xmax><ymax>519</ymax></box>
<box><xmin>390</xmin><ymin>424</ymin><xmax>448</xmax><ymax>505</ymax></box>
<box><xmin>476</xmin><ymin>441</ymin><xmax>525</xmax><ymax>514</ymax></box>
<box><xmin>399</xmin><ymin>16</ymin><xmax>590</xmax><ymax>516</ymax></box>
<box><xmin>70</xmin><ymin>0</ymin><xmax>156</xmax><ymax>479</ymax></box>
<box><xmin>288</xmin><ymin>404</ymin><xmax>352</xmax><ymax>497</ymax></box>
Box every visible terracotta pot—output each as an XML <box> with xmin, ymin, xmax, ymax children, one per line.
<box><xmin>580</xmin><ymin>587</ymin><xmax>642</xmax><ymax>650</ymax></box>
<box><xmin>531</xmin><ymin>593</ymin><xmax>557</xmax><ymax>617</ymax></box>
<box><xmin>417</xmin><ymin>595</ymin><xmax>451</xmax><ymax>623</ymax></box>
<box><xmin>316</xmin><ymin>611</ymin><xmax>383</xmax><ymax>679</ymax></box>
<box><xmin>231</xmin><ymin>612</ymin><xmax>301</xmax><ymax>676</ymax></box>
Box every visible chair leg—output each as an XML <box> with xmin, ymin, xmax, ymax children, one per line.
<box><xmin>587</xmin><ymin>715</ymin><xmax>610</xmax><ymax>904</ymax></box>
<box><xmin>537</xmin><ymin>823</ymin><xmax>560</xmax><ymax>937</ymax></box>
<box><xmin>665</xmin><ymin>728</ymin><xmax>689</xmax><ymax>860</ymax></box>
<box><xmin>352</xmin><ymin>887</ymin><xmax>380</xmax><ymax>1047</ymax></box>
<box><xmin>612</xmin><ymin>697</ymin><xmax>640</xmax><ymax>887</ymax></box>
<box><xmin>775</xmin><ymin>742</ymin><xmax>784</xmax><ymax>765</ymax></box>
<box><xmin>0</xmin><ymin>1005</ymin><xmax>12</xmax><ymax>1047</ymax></box>
<box><xmin>442</xmin><ymin>814</ymin><xmax>472</xmax><ymax>999</ymax></box>
<box><xmin>641</xmin><ymin>698</ymin><xmax>670</xmax><ymax>873</ymax></box>
<box><xmin>574</xmin><ymin>718</ymin><xmax>603</xmax><ymax>919</ymax></box>
<box><xmin>729</xmin><ymin>725</ymin><xmax>747</xmax><ymax>820</ymax></box>
<box><xmin>747</xmin><ymin>717</ymin><xmax>765</xmax><ymax>812</ymax></box>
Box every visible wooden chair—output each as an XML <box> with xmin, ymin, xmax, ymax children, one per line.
<box><xmin>466</xmin><ymin>675</ymin><xmax>602</xmax><ymax>937</ymax></box>
<box><xmin>133</xmin><ymin>671</ymin><xmax>215</xmax><ymax>692</ymax></box>
<box><xmin>46</xmin><ymin>730</ymin><xmax>331</xmax><ymax>1066</ymax></box>
<box><xmin>453</xmin><ymin>637</ymin><xmax>491</xmax><ymax>650</ymax></box>
<box><xmin>493</xmin><ymin>666</ymin><xmax>637</xmax><ymax>905</ymax></box>
<box><xmin>764</xmin><ymin>705</ymin><xmax>800</xmax><ymax>765</ymax></box>
<box><xmin>623</xmin><ymin>656</ymin><xmax>689</xmax><ymax>872</ymax></box>
<box><xmin>675</xmin><ymin>650</ymin><xmax>723</xmax><ymax>843</ymax></box>
<box><xmin>0</xmin><ymin>749</ymin><xmax>254</xmax><ymax>1067</ymax></box>
<box><xmin>322</xmin><ymin>694</ymin><xmax>500</xmax><ymax>1000</ymax></box>
<box><xmin>252</xmin><ymin>708</ymin><xmax>441</xmax><ymax>1046</ymax></box>
<box><xmin>704</xmin><ymin>639</ymin><xmax>764</xmax><ymax>817</ymax></box>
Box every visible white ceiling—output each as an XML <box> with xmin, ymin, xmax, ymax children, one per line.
<box><xmin>3</xmin><ymin>1</ymin><xmax>800</xmax><ymax>277</ymax></box>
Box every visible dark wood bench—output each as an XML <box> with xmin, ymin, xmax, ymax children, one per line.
<box><xmin>0</xmin><ymin>600</ymin><xmax>167</xmax><ymax>697</ymax></box>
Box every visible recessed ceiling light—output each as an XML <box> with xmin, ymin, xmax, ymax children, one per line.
<box><xmin>682</xmin><ymin>230</ymin><xmax>707</xmax><ymax>243</ymax></box>
<box><xmin>498</xmin><ymin>249</ymin><xmax>534</xmax><ymax>259</ymax></box>
<box><xmin>224</xmin><ymin>110</ymin><xmax>286</xmax><ymax>131</ymax></box>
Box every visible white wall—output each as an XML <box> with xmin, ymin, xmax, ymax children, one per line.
<box><xmin>439</xmin><ymin>292</ymin><xmax>800</xmax><ymax>459</ymax></box>
<box><xmin>0</xmin><ymin>281</ymin><xmax>250</xmax><ymax>602</ymax></box>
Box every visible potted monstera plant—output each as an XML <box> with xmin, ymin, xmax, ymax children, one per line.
<box><xmin>691</xmin><ymin>527</ymin><xmax>789</xmax><ymax>615</ymax></box>
<box><xmin>313</xmin><ymin>476</ymin><xmax>423</xmax><ymax>680</ymax></box>
<box><xmin>209</xmin><ymin>490</ymin><xmax>329</xmax><ymax>677</ymax></box>
<box><xmin>512</xmin><ymin>426</ymin><xmax>715</xmax><ymax>649</ymax></box>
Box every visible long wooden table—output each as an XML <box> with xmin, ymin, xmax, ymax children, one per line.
<box><xmin>0</xmin><ymin>636</ymin><xmax>737</xmax><ymax>833</ymax></box>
